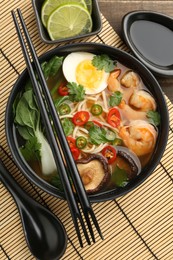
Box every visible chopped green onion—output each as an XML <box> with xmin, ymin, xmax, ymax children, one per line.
<box><xmin>113</xmin><ymin>138</ymin><xmax>123</xmax><ymax>146</ymax></box>
<box><xmin>91</xmin><ymin>104</ymin><xmax>103</xmax><ymax>116</ymax></box>
<box><xmin>58</xmin><ymin>103</ymin><xmax>71</xmax><ymax>115</ymax></box>
<box><xmin>105</xmin><ymin>130</ymin><xmax>116</xmax><ymax>142</ymax></box>
<box><xmin>76</xmin><ymin>136</ymin><xmax>87</xmax><ymax>149</ymax></box>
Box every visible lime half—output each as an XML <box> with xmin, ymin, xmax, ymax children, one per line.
<box><xmin>47</xmin><ymin>4</ymin><xmax>92</xmax><ymax>40</ymax></box>
<box><xmin>41</xmin><ymin>0</ymin><xmax>87</xmax><ymax>27</ymax></box>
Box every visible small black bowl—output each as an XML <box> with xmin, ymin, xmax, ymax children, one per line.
<box><xmin>32</xmin><ymin>0</ymin><xmax>102</xmax><ymax>44</ymax></box>
<box><xmin>122</xmin><ymin>11</ymin><xmax>173</xmax><ymax>77</ymax></box>
<box><xmin>5</xmin><ymin>43</ymin><xmax>169</xmax><ymax>202</ymax></box>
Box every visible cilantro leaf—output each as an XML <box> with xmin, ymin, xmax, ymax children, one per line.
<box><xmin>61</xmin><ymin>118</ymin><xmax>74</xmax><ymax>136</ymax></box>
<box><xmin>92</xmin><ymin>54</ymin><xmax>116</xmax><ymax>72</ymax></box>
<box><xmin>88</xmin><ymin>125</ymin><xmax>107</xmax><ymax>145</ymax></box>
<box><xmin>67</xmin><ymin>82</ymin><xmax>85</xmax><ymax>102</ymax></box>
<box><xmin>109</xmin><ymin>91</ymin><xmax>122</xmax><ymax>107</ymax></box>
<box><xmin>147</xmin><ymin>110</ymin><xmax>161</xmax><ymax>126</ymax></box>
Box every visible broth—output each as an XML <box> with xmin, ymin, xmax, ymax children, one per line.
<box><xmin>14</xmin><ymin>52</ymin><xmax>160</xmax><ymax>193</ymax></box>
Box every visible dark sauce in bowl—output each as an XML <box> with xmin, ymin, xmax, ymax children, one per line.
<box><xmin>130</xmin><ymin>20</ymin><xmax>173</xmax><ymax>67</ymax></box>
<box><xmin>122</xmin><ymin>11</ymin><xmax>173</xmax><ymax>76</ymax></box>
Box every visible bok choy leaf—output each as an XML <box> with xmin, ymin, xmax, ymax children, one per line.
<box><xmin>14</xmin><ymin>89</ymin><xmax>57</xmax><ymax>176</ymax></box>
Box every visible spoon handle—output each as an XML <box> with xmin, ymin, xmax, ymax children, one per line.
<box><xmin>0</xmin><ymin>160</ymin><xmax>29</xmax><ymax>205</ymax></box>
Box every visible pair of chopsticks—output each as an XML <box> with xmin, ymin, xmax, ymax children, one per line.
<box><xmin>11</xmin><ymin>9</ymin><xmax>103</xmax><ymax>247</ymax></box>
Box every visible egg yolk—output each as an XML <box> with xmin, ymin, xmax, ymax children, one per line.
<box><xmin>76</xmin><ymin>60</ymin><xmax>104</xmax><ymax>90</ymax></box>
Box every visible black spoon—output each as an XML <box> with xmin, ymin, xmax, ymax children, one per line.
<box><xmin>0</xmin><ymin>160</ymin><xmax>67</xmax><ymax>260</ymax></box>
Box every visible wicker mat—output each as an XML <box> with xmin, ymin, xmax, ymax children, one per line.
<box><xmin>0</xmin><ymin>1</ymin><xmax>173</xmax><ymax>259</ymax></box>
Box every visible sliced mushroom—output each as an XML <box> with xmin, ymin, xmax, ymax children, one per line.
<box><xmin>76</xmin><ymin>154</ymin><xmax>111</xmax><ymax>194</ymax></box>
<box><xmin>115</xmin><ymin>150</ymin><xmax>139</xmax><ymax>179</ymax></box>
<box><xmin>121</xmin><ymin>70</ymin><xmax>140</xmax><ymax>88</ymax></box>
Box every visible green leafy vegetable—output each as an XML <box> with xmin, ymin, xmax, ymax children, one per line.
<box><xmin>92</xmin><ymin>54</ymin><xmax>116</xmax><ymax>72</ymax></box>
<box><xmin>88</xmin><ymin>125</ymin><xmax>118</xmax><ymax>145</ymax></box>
<box><xmin>50</xmin><ymin>175</ymin><xmax>63</xmax><ymax>191</ymax></box>
<box><xmin>14</xmin><ymin>89</ymin><xmax>57</xmax><ymax>176</ymax></box>
<box><xmin>54</xmin><ymin>96</ymin><xmax>70</xmax><ymax>109</ymax></box>
<box><xmin>109</xmin><ymin>91</ymin><xmax>122</xmax><ymax>107</ymax></box>
<box><xmin>67</xmin><ymin>82</ymin><xmax>85</xmax><ymax>102</ymax></box>
<box><xmin>111</xmin><ymin>166</ymin><xmax>128</xmax><ymax>187</ymax></box>
<box><xmin>20</xmin><ymin>136</ymin><xmax>41</xmax><ymax>161</ymax></box>
<box><xmin>147</xmin><ymin>110</ymin><xmax>161</xmax><ymax>126</ymax></box>
<box><xmin>41</xmin><ymin>56</ymin><xmax>64</xmax><ymax>80</ymax></box>
<box><xmin>88</xmin><ymin>125</ymin><xmax>107</xmax><ymax>145</ymax></box>
<box><xmin>61</xmin><ymin>118</ymin><xmax>74</xmax><ymax>136</ymax></box>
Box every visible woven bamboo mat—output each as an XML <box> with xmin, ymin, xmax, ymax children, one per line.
<box><xmin>1</xmin><ymin>1</ymin><xmax>173</xmax><ymax>259</ymax></box>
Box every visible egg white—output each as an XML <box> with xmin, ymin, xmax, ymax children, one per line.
<box><xmin>62</xmin><ymin>52</ymin><xmax>110</xmax><ymax>95</ymax></box>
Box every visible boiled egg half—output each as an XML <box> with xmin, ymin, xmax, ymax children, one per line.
<box><xmin>62</xmin><ymin>52</ymin><xmax>110</xmax><ymax>95</ymax></box>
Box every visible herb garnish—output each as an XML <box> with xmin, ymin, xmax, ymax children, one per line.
<box><xmin>109</xmin><ymin>91</ymin><xmax>122</xmax><ymax>107</ymax></box>
<box><xmin>147</xmin><ymin>110</ymin><xmax>161</xmax><ymax>126</ymax></box>
<box><xmin>88</xmin><ymin>125</ymin><xmax>117</xmax><ymax>145</ymax></box>
<box><xmin>92</xmin><ymin>54</ymin><xmax>116</xmax><ymax>72</ymax></box>
<box><xmin>61</xmin><ymin>118</ymin><xmax>74</xmax><ymax>136</ymax></box>
<box><xmin>67</xmin><ymin>82</ymin><xmax>85</xmax><ymax>102</ymax></box>
<box><xmin>111</xmin><ymin>166</ymin><xmax>128</xmax><ymax>187</ymax></box>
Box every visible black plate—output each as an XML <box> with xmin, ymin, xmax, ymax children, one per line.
<box><xmin>122</xmin><ymin>11</ymin><xmax>173</xmax><ymax>77</ymax></box>
<box><xmin>5</xmin><ymin>43</ymin><xmax>169</xmax><ymax>202</ymax></box>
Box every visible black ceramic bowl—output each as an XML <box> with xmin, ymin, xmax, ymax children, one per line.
<box><xmin>5</xmin><ymin>43</ymin><xmax>169</xmax><ymax>202</ymax></box>
<box><xmin>122</xmin><ymin>11</ymin><xmax>173</xmax><ymax>77</ymax></box>
<box><xmin>32</xmin><ymin>0</ymin><xmax>102</xmax><ymax>44</ymax></box>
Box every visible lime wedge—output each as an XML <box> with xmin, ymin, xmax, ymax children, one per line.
<box><xmin>47</xmin><ymin>4</ymin><xmax>92</xmax><ymax>40</ymax></box>
<box><xmin>41</xmin><ymin>0</ymin><xmax>87</xmax><ymax>27</ymax></box>
<box><xmin>84</xmin><ymin>0</ymin><xmax>92</xmax><ymax>14</ymax></box>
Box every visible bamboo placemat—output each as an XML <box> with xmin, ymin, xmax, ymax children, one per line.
<box><xmin>0</xmin><ymin>1</ymin><xmax>173</xmax><ymax>259</ymax></box>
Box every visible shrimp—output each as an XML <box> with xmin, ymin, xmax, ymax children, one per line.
<box><xmin>119</xmin><ymin>102</ymin><xmax>147</xmax><ymax>121</ymax></box>
<box><xmin>121</xmin><ymin>70</ymin><xmax>140</xmax><ymax>88</ymax></box>
<box><xmin>129</xmin><ymin>90</ymin><xmax>156</xmax><ymax>112</ymax></box>
<box><xmin>107</xmin><ymin>69</ymin><xmax>122</xmax><ymax>92</ymax></box>
<box><xmin>119</xmin><ymin>120</ymin><xmax>157</xmax><ymax>156</ymax></box>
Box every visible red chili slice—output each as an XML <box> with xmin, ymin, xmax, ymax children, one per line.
<box><xmin>72</xmin><ymin>111</ymin><xmax>90</xmax><ymax>126</ymax></box>
<box><xmin>101</xmin><ymin>145</ymin><xmax>117</xmax><ymax>164</ymax></box>
<box><xmin>71</xmin><ymin>147</ymin><xmax>80</xmax><ymax>160</ymax></box>
<box><xmin>67</xmin><ymin>136</ymin><xmax>76</xmax><ymax>149</ymax></box>
<box><xmin>58</xmin><ymin>82</ymin><xmax>69</xmax><ymax>96</ymax></box>
<box><xmin>107</xmin><ymin>108</ymin><xmax>121</xmax><ymax>128</ymax></box>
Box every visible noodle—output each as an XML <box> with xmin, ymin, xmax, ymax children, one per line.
<box><xmin>77</xmin><ymin>100</ymin><xmax>86</xmax><ymax>111</ymax></box>
<box><xmin>102</xmin><ymin>90</ymin><xmax>109</xmax><ymax>112</ymax></box>
<box><xmin>90</xmin><ymin>143</ymin><xmax>109</xmax><ymax>154</ymax></box>
<box><xmin>72</xmin><ymin>126</ymin><xmax>79</xmax><ymax>138</ymax></box>
<box><xmin>60</xmin><ymin>114</ymin><xmax>73</xmax><ymax>119</ymax></box>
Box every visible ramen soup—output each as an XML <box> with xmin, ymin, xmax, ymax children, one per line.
<box><xmin>13</xmin><ymin>52</ymin><xmax>160</xmax><ymax>194</ymax></box>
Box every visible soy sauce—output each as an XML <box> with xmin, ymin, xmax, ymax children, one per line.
<box><xmin>130</xmin><ymin>20</ymin><xmax>173</xmax><ymax>67</ymax></box>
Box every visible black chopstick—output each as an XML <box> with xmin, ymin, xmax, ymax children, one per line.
<box><xmin>12</xmin><ymin>9</ymin><xmax>103</xmax><ymax>246</ymax></box>
<box><xmin>11</xmin><ymin>10</ymin><xmax>90</xmax><ymax>247</ymax></box>
<box><xmin>16</xmin><ymin>8</ymin><xmax>102</xmax><ymax>243</ymax></box>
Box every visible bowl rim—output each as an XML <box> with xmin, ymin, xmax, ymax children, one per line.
<box><xmin>32</xmin><ymin>0</ymin><xmax>102</xmax><ymax>44</ymax></box>
<box><xmin>5</xmin><ymin>42</ymin><xmax>169</xmax><ymax>202</ymax></box>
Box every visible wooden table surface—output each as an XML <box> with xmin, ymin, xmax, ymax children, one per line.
<box><xmin>98</xmin><ymin>0</ymin><xmax>173</xmax><ymax>103</ymax></box>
